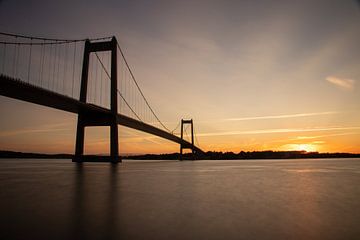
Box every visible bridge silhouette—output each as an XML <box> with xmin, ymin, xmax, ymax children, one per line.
<box><xmin>0</xmin><ymin>32</ymin><xmax>203</xmax><ymax>163</ymax></box>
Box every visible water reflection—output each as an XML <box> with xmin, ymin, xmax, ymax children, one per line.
<box><xmin>0</xmin><ymin>159</ymin><xmax>359</xmax><ymax>240</ymax></box>
<box><xmin>107</xmin><ymin>164</ymin><xmax>119</xmax><ymax>239</ymax></box>
<box><xmin>71</xmin><ymin>163</ymin><xmax>84</xmax><ymax>239</ymax></box>
<box><xmin>71</xmin><ymin>163</ymin><xmax>120</xmax><ymax>240</ymax></box>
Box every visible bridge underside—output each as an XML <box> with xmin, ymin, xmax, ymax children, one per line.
<box><xmin>0</xmin><ymin>75</ymin><xmax>203</xmax><ymax>156</ymax></box>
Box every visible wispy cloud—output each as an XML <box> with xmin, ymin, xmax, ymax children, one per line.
<box><xmin>226</xmin><ymin>111</ymin><xmax>338</xmax><ymax>121</ymax></box>
<box><xmin>266</xmin><ymin>131</ymin><xmax>360</xmax><ymax>145</ymax></box>
<box><xmin>197</xmin><ymin>126</ymin><xmax>360</xmax><ymax>137</ymax></box>
<box><xmin>326</xmin><ymin>76</ymin><xmax>355</xmax><ymax>90</ymax></box>
<box><xmin>294</xmin><ymin>132</ymin><xmax>359</xmax><ymax>140</ymax></box>
<box><xmin>0</xmin><ymin>123</ymin><xmax>71</xmax><ymax>137</ymax></box>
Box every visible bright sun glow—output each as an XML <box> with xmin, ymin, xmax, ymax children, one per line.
<box><xmin>293</xmin><ymin>144</ymin><xmax>317</xmax><ymax>152</ymax></box>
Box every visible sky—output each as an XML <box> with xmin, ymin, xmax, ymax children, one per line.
<box><xmin>0</xmin><ymin>0</ymin><xmax>359</xmax><ymax>154</ymax></box>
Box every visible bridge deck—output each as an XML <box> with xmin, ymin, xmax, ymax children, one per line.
<box><xmin>0</xmin><ymin>75</ymin><xmax>203</xmax><ymax>153</ymax></box>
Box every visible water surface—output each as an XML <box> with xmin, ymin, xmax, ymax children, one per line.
<box><xmin>0</xmin><ymin>158</ymin><xmax>359</xmax><ymax>239</ymax></box>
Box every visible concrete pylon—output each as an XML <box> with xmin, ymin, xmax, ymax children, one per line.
<box><xmin>179</xmin><ymin>119</ymin><xmax>195</xmax><ymax>160</ymax></box>
<box><xmin>73</xmin><ymin>37</ymin><xmax>119</xmax><ymax>163</ymax></box>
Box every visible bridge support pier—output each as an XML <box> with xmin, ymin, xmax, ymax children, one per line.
<box><xmin>179</xmin><ymin>119</ymin><xmax>195</xmax><ymax>160</ymax></box>
<box><xmin>73</xmin><ymin>37</ymin><xmax>120</xmax><ymax>163</ymax></box>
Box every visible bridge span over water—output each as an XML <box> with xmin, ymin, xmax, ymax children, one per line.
<box><xmin>0</xmin><ymin>32</ymin><xmax>203</xmax><ymax>163</ymax></box>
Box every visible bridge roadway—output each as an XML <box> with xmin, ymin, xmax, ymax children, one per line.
<box><xmin>0</xmin><ymin>75</ymin><xmax>203</xmax><ymax>153</ymax></box>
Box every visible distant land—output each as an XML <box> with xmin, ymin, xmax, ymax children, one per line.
<box><xmin>0</xmin><ymin>150</ymin><xmax>359</xmax><ymax>160</ymax></box>
<box><xmin>125</xmin><ymin>151</ymin><xmax>360</xmax><ymax>160</ymax></box>
<box><xmin>0</xmin><ymin>150</ymin><xmax>72</xmax><ymax>159</ymax></box>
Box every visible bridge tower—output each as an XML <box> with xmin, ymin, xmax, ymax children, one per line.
<box><xmin>179</xmin><ymin>119</ymin><xmax>195</xmax><ymax>160</ymax></box>
<box><xmin>73</xmin><ymin>37</ymin><xmax>120</xmax><ymax>163</ymax></box>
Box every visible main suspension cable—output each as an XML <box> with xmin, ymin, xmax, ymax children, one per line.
<box><xmin>0</xmin><ymin>31</ymin><xmax>112</xmax><ymax>42</ymax></box>
<box><xmin>94</xmin><ymin>52</ymin><xmax>142</xmax><ymax>121</ymax></box>
<box><xmin>116</xmin><ymin>42</ymin><xmax>171</xmax><ymax>132</ymax></box>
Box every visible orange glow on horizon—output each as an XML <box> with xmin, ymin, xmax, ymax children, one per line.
<box><xmin>288</xmin><ymin>144</ymin><xmax>318</xmax><ymax>152</ymax></box>
<box><xmin>1</xmin><ymin>135</ymin><xmax>360</xmax><ymax>155</ymax></box>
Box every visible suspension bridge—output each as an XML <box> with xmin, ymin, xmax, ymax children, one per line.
<box><xmin>0</xmin><ymin>32</ymin><xmax>203</xmax><ymax>163</ymax></box>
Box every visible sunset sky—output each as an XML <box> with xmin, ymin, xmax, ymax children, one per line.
<box><xmin>0</xmin><ymin>0</ymin><xmax>359</xmax><ymax>154</ymax></box>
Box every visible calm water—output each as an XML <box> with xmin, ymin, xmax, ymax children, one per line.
<box><xmin>0</xmin><ymin>158</ymin><xmax>359</xmax><ymax>240</ymax></box>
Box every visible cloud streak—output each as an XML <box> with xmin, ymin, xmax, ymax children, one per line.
<box><xmin>0</xmin><ymin>123</ymin><xmax>72</xmax><ymax>137</ymax></box>
<box><xmin>197</xmin><ymin>126</ymin><xmax>360</xmax><ymax>137</ymax></box>
<box><xmin>294</xmin><ymin>132</ymin><xmax>359</xmax><ymax>140</ymax></box>
<box><xmin>326</xmin><ymin>76</ymin><xmax>355</xmax><ymax>90</ymax></box>
<box><xmin>226</xmin><ymin>111</ymin><xmax>339</xmax><ymax>121</ymax></box>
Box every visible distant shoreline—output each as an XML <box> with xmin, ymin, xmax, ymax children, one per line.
<box><xmin>1</xmin><ymin>150</ymin><xmax>359</xmax><ymax>160</ymax></box>
<box><xmin>0</xmin><ymin>150</ymin><xmax>72</xmax><ymax>159</ymax></box>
